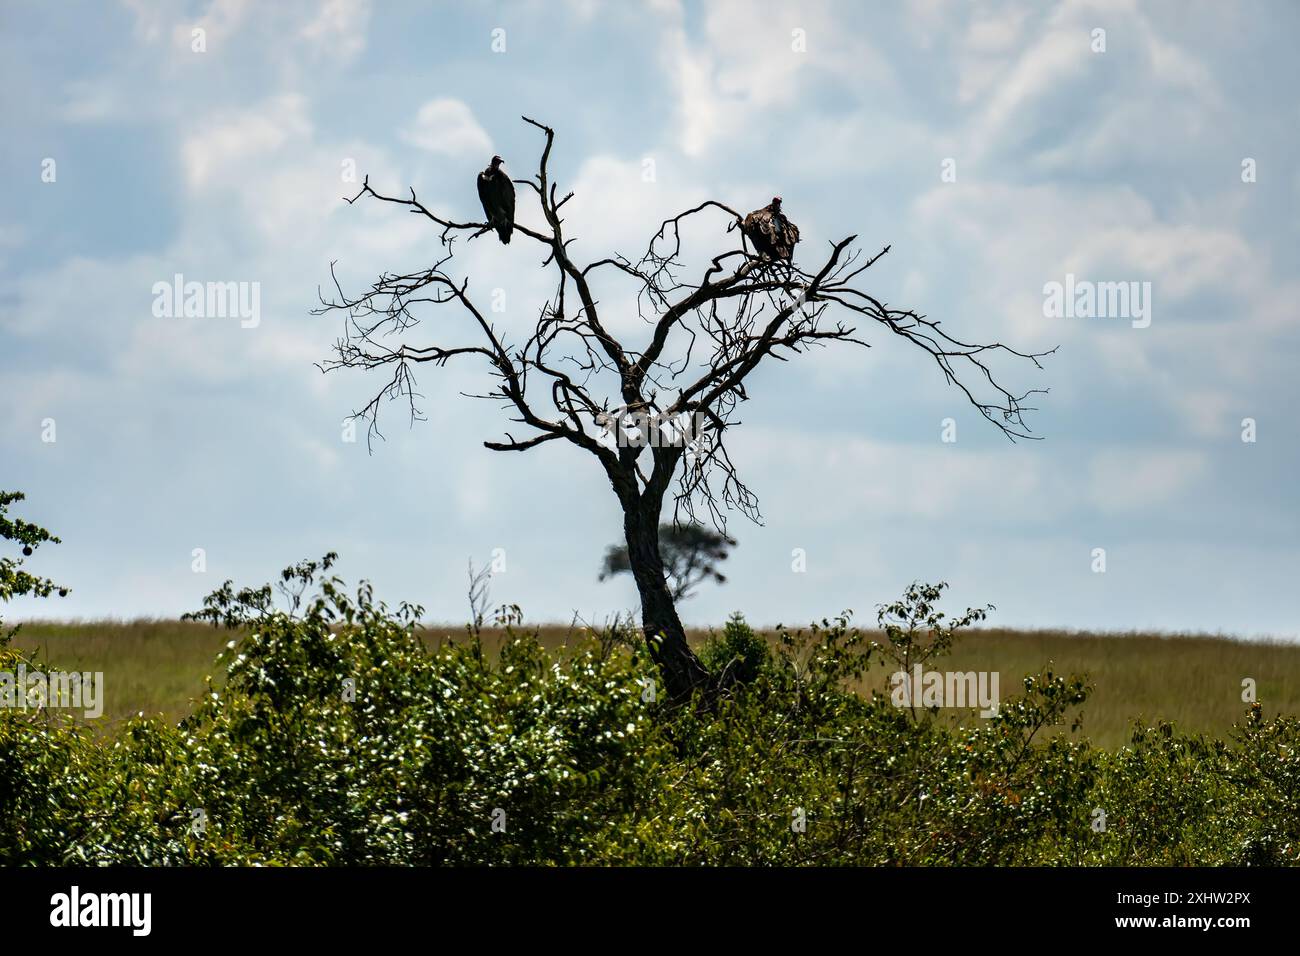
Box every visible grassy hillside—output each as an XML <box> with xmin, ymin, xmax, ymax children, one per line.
<box><xmin>9</xmin><ymin>619</ymin><xmax>1298</xmax><ymax>748</ymax></box>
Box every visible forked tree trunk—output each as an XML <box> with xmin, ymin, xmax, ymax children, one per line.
<box><xmin>622</xmin><ymin>501</ymin><xmax>711</xmax><ymax>701</ymax></box>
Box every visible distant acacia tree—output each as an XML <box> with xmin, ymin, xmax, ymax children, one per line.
<box><xmin>315</xmin><ymin>116</ymin><xmax>1052</xmax><ymax>700</ymax></box>
<box><xmin>600</xmin><ymin>523</ymin><xmax>735</xmax><ymax>603</ymax></box>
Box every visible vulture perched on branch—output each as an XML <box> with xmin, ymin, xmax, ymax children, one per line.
<box><xmin>742</xmin><ymin>196</ymin><xmax>800</xmax><ymax>262</ymax></box>
<box><xmin>477</xmin><ymin>155</ymin><xmax>515</xmax><ymax>244</ymax></box>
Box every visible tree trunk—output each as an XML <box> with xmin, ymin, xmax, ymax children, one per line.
<box><xmin>622</xmin><ymin>502</ymin><xmax>711</xmax><ymax>701</ymax></box>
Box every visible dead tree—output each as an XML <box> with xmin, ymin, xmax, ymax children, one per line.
<box><xmin>314</xmin><ymin>116</ymin><xmax>1053</xmax><ymax>701</ymax></box>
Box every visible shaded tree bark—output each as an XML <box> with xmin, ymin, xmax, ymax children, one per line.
<box><xmin>622</xmin><ymin>499</ymin><xmax>710</xmax><ymax>699</ymax></box>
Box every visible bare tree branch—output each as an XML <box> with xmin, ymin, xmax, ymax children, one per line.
<box><xmin>316</xmin><ymin>116</ymin><xmax>1054</xmax><ymax>548</ymax></box>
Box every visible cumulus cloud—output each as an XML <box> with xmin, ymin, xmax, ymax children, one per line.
<box><xmin>181</xmin><ymin>94</ymin><xmax>313</xmax><ymax>189</ymax></box>
<box><xmin>656</xmin><ymin>0</ymin><xmax>894</xmax><ymax>156</ymax></box>
<box><xmin>170</xmin><ymin>0</ymin><xmax>251</xmax><ymax>52</ymax></box>
<box><xmin>299</xmin><ymin>0</ymin><xmax>371</xmax><ymax>61</ymax></box>
<box><xmin>400</xmin><ymin>99</ymin><xmax>493</xmax><ymax>159</ymax></box>
<box><xmin>908</xmin><ymin>172</ymin><xmax>1292</xmax><ymax>445</ymax></box>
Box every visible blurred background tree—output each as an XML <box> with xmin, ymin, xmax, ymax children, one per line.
<box><xmin>600</xmin><ymin>523</ymin><xmax>735</xmax><ymax>603</ymax></box>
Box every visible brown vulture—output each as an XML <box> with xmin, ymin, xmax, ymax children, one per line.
<box><xmin>477</xmin><ymin>155</ymin><xmax>515</xmax><ymax>244</ymax></box>
<box><xmin>742</xmin><ymin>196</ymin><xmax>800</xmax><ymax>262</ymax></box>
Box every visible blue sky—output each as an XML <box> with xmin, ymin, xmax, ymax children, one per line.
<box><xmin>2</xmin><ymin>0</ymin><xmax>1298</xmax><ymax>637</ymax></box>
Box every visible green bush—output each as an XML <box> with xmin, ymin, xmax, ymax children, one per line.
<box><xmin>699</xmin><ymin>612</ymin><xmax>769</xmax><ymax>684</ymax></box>
<box><xmin>2</xmin><ymin>560</ymin><xmax>1297</xmax><ymax>865</ymax></box>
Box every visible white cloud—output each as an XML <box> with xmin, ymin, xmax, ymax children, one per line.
<box><xmin>1087</xmin><ymin>449</ymin><xmax>1206</xmax><ymax>513</ymax></box>
<box><xmin>899</xmin><ymin>0</ymin><xmax>1228</xmax><ymax>176</ymax></box>
<box><xmin>565</xmin><ymin>154</ymin><xmax>708</xmax><ymax>260</ymax></box>
<box><xmin>400</xmin><ymin>99</ymin><xmax>493</xmax><ymax>159</ymax></box>
<box><xmin>171</xmin><ymin>0</ymin><xmax>251</xmax><ymax>52</ymax></box>
<box><xmin>658</xmin><ymin>0</ymin><xmax>894</xmax><ymax>157</ymax></box>
<box><xmin>970</xmin><ymin>28</ymin><xmax>1090</xmax><ymax>157</ymax></box>
<box><xmin>299</xmin><ymin>0</ymin><xmax>371</xmax><ymax>61</ymax></box>
<box><xmin>910</xmin><ymin>176</ymin><xmax>1293</xmax><ymax>443</ymax></box>
<box><xmin>181</xmin><ymin>94</ymin><xmax>312</xmax><ymax>190</ymax></box>
<box><xmin>120</xmin><ymin>0</ymin><xmax>172</xmax><ymax>43</ymax></box>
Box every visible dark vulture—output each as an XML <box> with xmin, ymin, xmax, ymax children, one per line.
<box><xmin>477</xmin><ymin>155</ymin><xmax>515</xmax><ymax>244</ymax></box>
<box><xmin>742</xmin><ymin>196</ymin><xmax>800</xmax><ymax>262</ymax></box>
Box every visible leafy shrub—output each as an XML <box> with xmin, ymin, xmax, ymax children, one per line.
<box><xmin>1</xmin><ymin>489</ymin><xmax>67</xmax><ymax>644</ymax></box>
<box><xmin>2</xmin><ymin>559</ymin><xmax>1298</xmax><ymax>866</ymax></box>
<box><xmin>699</xmin><ymin>612</ymin><xmax>769</xmax><ymax>684</ymax></box>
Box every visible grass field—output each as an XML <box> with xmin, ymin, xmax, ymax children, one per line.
<box><xmin>9</xmin><ymin>619</ymin><xmax>1299</xmax><ymax>749</ymax></box>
